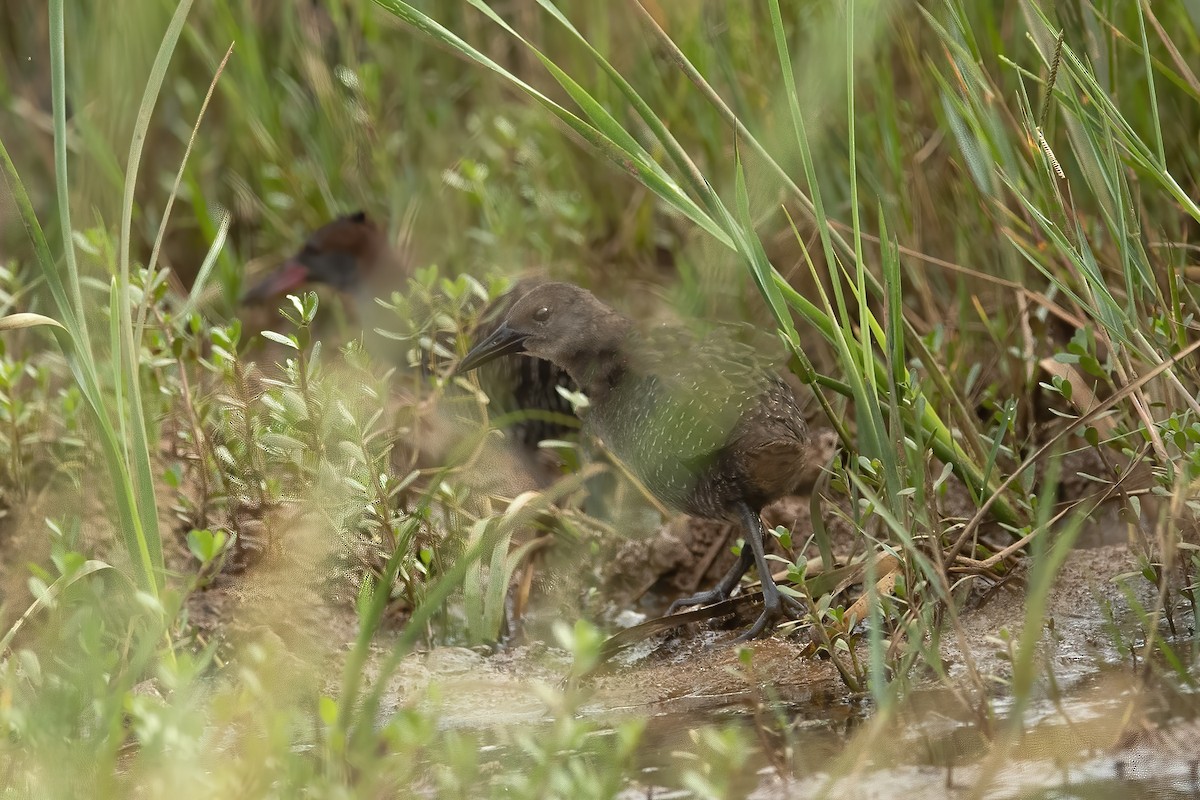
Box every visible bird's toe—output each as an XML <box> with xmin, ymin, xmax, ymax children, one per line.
<box><xmin>782</xmin><ymin>594</ymin><xmax>806</xmax><ymax>619</ymax></box>
<box><xmin>732</xmin><ymin>600</ymin><xmax>786</xmax><ymax>643</ymax></box>
<box><xmin>667</xmin><ymin>589</ymin><xmax>728</xmax><ymax>616</ymax></box>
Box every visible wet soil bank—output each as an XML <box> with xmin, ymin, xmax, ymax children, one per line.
<box><xmin>373</xmin><ymin>535</ymin><xmax>1197</xmax><ymax>798</ymax></box>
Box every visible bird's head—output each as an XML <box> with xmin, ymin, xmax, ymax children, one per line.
<box><xmin>457</xmin><ymin>282</ymin><xmax>627</xmax><ymax>379</ymax></box>
<box><xmin>243</xmin><ymin>211</ymin><xmax>384</xmax><ymax>304</ymax></box>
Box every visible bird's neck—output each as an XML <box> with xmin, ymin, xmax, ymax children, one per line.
<box><xmin>566</xmin><ymin>314</ymin><xmax>633</xmax><ymax>405</ymax></box>
<box><xmin>354</xmin><ymin>247</ymin><xmax>402</xmax><ymax>299</ymax></box>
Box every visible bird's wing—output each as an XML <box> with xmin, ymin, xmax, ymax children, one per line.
<box><xmin>625</xmin><ymin>328</ymin><xmax>775</xmax><ymax>466</ymax></box>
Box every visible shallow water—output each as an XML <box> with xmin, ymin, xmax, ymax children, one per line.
<box><xmin>384</xmin><ymin>542</ymin><xmax>1200</xmax><ymax>798</ymax></box>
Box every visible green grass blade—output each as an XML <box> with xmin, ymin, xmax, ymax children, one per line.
<box><xmin>180</xmin><ymin>210</ymin><xmax>230</xmax><ymax>318</ymax></box>
<box><xmin>343</xmin><ymin>517</ymin><xmax>502</xmax><ymax>754</ymax></box>
<box><xmin>531</xmin><ymin>0</ymin><xmax>739</xmax><ymax>239</ymax></box>
<box><xmin>49</xmin><ymin>0</ymin><xmax>90</xmax><ymax>353</ymax></box>
<box><xmin>1135</xmin><ymin>1</ymin><xmax>1166</xmax><ymax>167</ymax></box>
<box><xmin>116</xmin><ymin>0</ymin><xmax>197</xmax><ymax>592</ymax></box>
<box><xmin>373</xmin><ymin>0</ymin><xmax>733</xmax><ymax>249</ymax></box>
<box><xmin>731</xmin><ymin>148</ymin><xmax>795</xmax><ymax>339</ymax></box>
<box><xmin>630</xmin><ymin>0</ymin><xmax>860</xmax><ymax>264</ymax></box>
<box><xmin>0</xmin><ymin>136</ymin><xmax>155</xmax><ymax>594</ymax></box>
<box><xmin>767</xmin><ymin>0</ymin><xmax>840</xmax><ymax>279</ymax></box>
<box><xmin>0</xmin><ymin>138</ymin><xmax>79</xmax><ymax>338</ymax></box>
<box><xmin>148</xmin><ymin>42</ymin><xmax>233</xmax><ymax>282</ymax></box>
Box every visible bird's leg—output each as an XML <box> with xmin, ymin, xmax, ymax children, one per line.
<box><xmin>733</xmin><ymin>502</ymin><xmax>802</xmax><ymax>642</ymax></box>
<box><xmin>667</xmin><ymin>545</ymin><xmax>753</xmax><ymax>615</ymax></box>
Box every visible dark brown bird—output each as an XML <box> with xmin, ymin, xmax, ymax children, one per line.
<box><xmin>457</xmin><ymin>282</ymin><xmax>812</xmax><ymax>640</ymax></box>
<box><xmin>243</xmin><ymin>213</ymin><xmax>578</xmax><ymax>472</ymax></box>
<box><xmin>243</xmin><ymin>211</ymin><xmax>392</xmax><ymax>304</ymax></box>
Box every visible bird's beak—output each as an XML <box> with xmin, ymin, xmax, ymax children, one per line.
<box><xmin>456</xmin><ymin>322</ymin><xmax>528</xmax><ymax>374</ymax></box>
<box><xmin>241</xmin><ymin>260</ymin><xmax>312</xmax><ymax>305</ymax></box>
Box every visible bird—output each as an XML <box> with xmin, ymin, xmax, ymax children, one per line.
<box><xmin>243</xmin><ymin>211</ymin><xmax>391</xmax><ymax>304</ymax></box>
<box><xmin>242</xmin><ymin>212</ymin><xmax>579</xmax><ymax>480</ymax></box>
<box><xmin>456</xmin><ymin>281</ymin><xmax>813</xmax><ymax>641</ymax></box>
<box><xmin>242</xmin><ymin>211</ymin><xmax>403</xmax><ymax>363</ymax></box>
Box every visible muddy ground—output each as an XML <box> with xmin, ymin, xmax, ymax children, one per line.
<box><xmin>0</xmin><ymin>398</ymin><xmax>1190</xmax><ymax>798</ymax></box>
<box><xmin>145</xmin><ymin>425</ymin><xmax>1199</xmax><ymax>799</ymax></box>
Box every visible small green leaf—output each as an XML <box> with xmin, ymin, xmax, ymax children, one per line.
<box><xmin>0</xmin><ymin>313</ymin><xmax>67</xmax><ymax>333</ymax></box>
<box><xmin>261</xmin><ymin>330</ymin><xmax>298</xmax><ymax>349</ymax></box>
<box><xmin>187</xmin><ymin>528</ymin><xmax>228</xmax><ymax>565</ymax></box>
<box><xmin>772</xmin><ymin>525</ymin><xmax>793</xmax><ymax>550</ymax></box>
<box><xmin>27</xmin><ymin>577</ymin><xmax>51</xmax><ymax>606</ymax></box>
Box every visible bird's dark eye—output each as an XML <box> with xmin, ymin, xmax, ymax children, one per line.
<box><xmin>533</xmin><ymin>306</ymin><xmax>551</xmax><ymax>323</ymax></box>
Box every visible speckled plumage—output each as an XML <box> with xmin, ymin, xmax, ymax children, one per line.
<box><xmin>591</xmin><ymin>334</ymin><xmax>809</xmax><ymax>520</ymax></box>
<box><xmin>456</xmin><ymin>282</ymin><xmax>813</xmax><ymax>640</ymax></box>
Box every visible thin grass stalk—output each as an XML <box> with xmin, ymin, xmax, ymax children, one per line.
<box><xmin>48</xmin><ymin>0</ymin><xmax>88</xmax><ymax>350</ymax></box>
<box><xmin>861</xmin><ymin>484</ymin><xmax>891</xmax><ymax>708</ymax></box>
<box><xmin>0</xmin><ymin>560</ymin><xmax>116</xmax><ymax>656</ymax></box>
<box><xmin>536</xmin><ymin>0</ymin><xmax>795</xmax><ymax>328</ymax></box>
<box><xmin>879</xmin><ymin>211</ymin><xmax>905</xmax><ymax>399</ymax></box>
<box><xmin>147</xmin><ymin>41</ymin><xmax>234</xmax><ymax>283</ymax></box>
<box><xmin>347</xmin><ymin>519</ymin><xmax>506</xmax><ymax>756</ymax></box>
<box><xmin>965</xmin><ymin>471</ymin><xmax>1083</xmax><ymax>800</ymax></box>
<box><xmin>853</xmin><ymin>473</ymin><xmax>992</xmax><ymax>704</ymax></box>
<box><xmin>951</xmin><ymin>335</ymin><xmax>1200</xmax><ymax>563</ymax></box>
<box><xmin>180</xmin><ymin>212</ymin><xmax>231</xmax><ymax>318</ymax></box>
<box><xmin>729</xmin><ymin>150</ymin><xmax>795</xmax><ymax>340</ymax></box>
<box><xmin>1055</xmin><ymin>37</ymin><xmax>1200</xmax><ymax>219</ymax></box>
<box><xmin>341</xmin><ymin>462</ymin><xmax>598</xmax><ymax>756</ymax></box>
<box><xmin>847</xmin><ymin>4</ymin><xmax>901</xmax><ymax>499</ymax></box>
<box><xmin>771</xmin><ymin>0</ymin><xmax>897</xmax><ymax>498</ymax></box>
<box><xmin>1138</xmin><ymin>0</ymin><xmax>1200</xmax><ymax>98</ymax></box>
<box><xmin>114</xmin><ymin>0</ymin><xmax>196</xmax><ymax>595</ymax></box>
<box><xmin>1134</xmin><ymin>1</ymin><xmax>1166</xmax><ymax>168</ymax></box>
<box><xmin>334</xmin><ymin>513</ymin><xmax>420</xmax><ymax>763</ymax></box>
<box><xmin>758</xmin><ymin>2</ymin><xmax>1009</xmax><ymax>519</ymax></box>
<box><xmin>1006</xmin><ymin>21</ymin><xmax>1200</xmax><ymax>417</ymax></box>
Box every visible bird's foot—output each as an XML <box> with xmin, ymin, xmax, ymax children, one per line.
<box><xmin>781</xmin><ymin>593</ymin><xmax>806</xmax><ymax>619</ymax></box>
<box><xmin>732</xmin><ymin>591</ymin><xmax>806</xmax><ymax>643</ymax></box>
<box><xmin>667</xmin><ymin>588</ymin><xmax>730</xmax><ymax>616</ymax></box>
<box><xmin>732</xmin><ymin>598</ymin><xmax>785</xmax><ymax>643</ymax></box>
